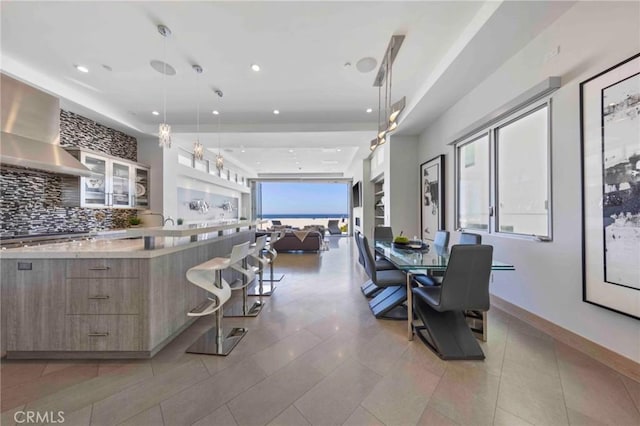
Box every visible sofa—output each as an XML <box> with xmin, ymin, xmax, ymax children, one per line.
<box><xmin>272</xmin><ymin>231</ymin><xmax>323</xmax><ymax>252</ymax></box>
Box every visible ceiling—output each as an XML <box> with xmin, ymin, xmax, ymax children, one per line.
<box><xmin>0</xmin><ymin>1</ymin><xmax>575</xmax><ymax>176</ymax></box>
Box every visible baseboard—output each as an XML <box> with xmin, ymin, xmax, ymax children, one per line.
<box><xmin>5</xmin><ymin>351</ymin><xmax>151</xmax><ymax>360</ymax></box>
<box><xmin>490</xmin><ymin>294</ymin><xmax>640</xmax><ymax>382</ymax></box>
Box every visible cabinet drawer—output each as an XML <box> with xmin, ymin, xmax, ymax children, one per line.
<box><xmin>66</xmin><ymin>259</ymin><xmax>139</xmax><ymax>278</ymax></box>
<box><xmin>66</xmin><ymin>279</ymin><xmax>140</xmax><ymax>314</ymax></box>
<box><xmin>65</xmin><ymin>315</ymin><xmax>140</xmax><ymax>351</ymax></box>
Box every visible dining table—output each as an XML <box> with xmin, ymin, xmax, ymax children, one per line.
<box><xmin>374</xmin><ymin>241</ymin><xmax>515</xmax><ymax>342</ymax></box>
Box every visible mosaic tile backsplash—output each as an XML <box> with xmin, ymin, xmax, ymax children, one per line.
<box><xmin>60</xmin><ymin>109</ymin><xmax>137</xmax><ymax>162</ymax></box>
<box><xmin>0</xmin><ymin>168</ymin><xmax>137</xmax><ymax>235</ymax></box>
<box><xmin>1</xmin><ymin>110</ymin><xmax>139</xmax><ymax>235</ymax></box>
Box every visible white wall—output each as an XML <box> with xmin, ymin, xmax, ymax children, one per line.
<box><xmin>416</xmin><ymin>1</ymin><xmax>640</xmax><ymax>360</ymax></box>
<box><xmin>138</xmin><ymin>137</ymin><xmax>249</xmax><ymax>222</ymax></box>
<box><xmin>388</xmin><ymin>135</ymin><xmax>420</xmax><ymax>238</ymax></box>
<box><xmin>137</xmin><ymin>136</ymin><xmax>164</xmax><ymax>213</ymax></box>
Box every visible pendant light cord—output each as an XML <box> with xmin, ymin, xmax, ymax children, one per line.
<box><xmin>196</xmin><ymin>72</ymin><xmax>200</xmax><ymax>137</ymax></box>
<box><xmin>217</xmin><ymin>98</ymin><xmax>221</xmax><ymax>154</ymax></box>
<box><xmin>163</xmin><ymin>36</ymin><xmax>167</xmax><ymax>124</ymax></box>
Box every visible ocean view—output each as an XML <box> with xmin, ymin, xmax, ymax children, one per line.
<box><xmin>261</xmin><ymin>213</ymin><xmax>348</xmax><ymax>219</ymax></box>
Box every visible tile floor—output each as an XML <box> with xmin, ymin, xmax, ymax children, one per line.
<box><xmin>1</xmin><ymin>237</ymin><xmax>639</xmax><ymax>426</ymax></box>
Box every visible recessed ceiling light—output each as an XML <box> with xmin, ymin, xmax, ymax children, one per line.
<box><xmin>251</xmin><ymin>64</ymin><xmax>261</xmax><ymax>72</ymax></box>
<box><xmin>273</xmin><ymin>109</ymin><xmax>280</xmax><ymax>115</ymax></box>
<box><xmin>356</xmin><ymin>57</ymin><xmax>377</xmax><ymax>73</ymax></box>
<box><xmin>241</xmin><ymin>149</ymin><xmax>246</xmax><ymax>153</ymax></box>
<box><xmin>256</xmin><ymin>161</ymin><xmax>261</xmax><ymax>164</ymax></box>
<box><xmin>288</xmin><ymin>149</ymin><xmax>294</xmax><ymax>153</ymax></box>
<box><xmin>212</xmin><ymin>110</ymin><xmax>219</xmax><ymax>115</ymax></box>
<box><xmin>337</xmin><ymin>149</ymin><xmax>342</xmax><ymax>152</ymax></box>
<box><xmin>366</xmin><ymin>108</ymin><xmax>373</xmax><ymax>113</ymax></box>
<box><xmin>75</xmin><ymin>65</ymin><xmax>89</xmax><ymax>73</ymax></box>
<box><xmin>150</xmin><ymin>60</ymin><xmax>176</xmax><ymax>76</ymax></box>
<box><xmin>152</xmin><ymin>111</ymin><xmax>159</xmax><ymax>116</ymax></box>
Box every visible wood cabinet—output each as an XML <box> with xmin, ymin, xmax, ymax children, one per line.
<box><xmin>0</xmin><ymin>230</ymin><xmax>255</xmax><ymax>358</ymax></box>
<box><xmin>63</xmin><ymin>149</ymin><xmax>150</xmax><ymax>209</ymax></box>
<box><xmin>1</xmin><ymin>258</ymin><xmax>142</xmax><ymax>353</ymax></box>
<box><xmin>66</xmin><ymin>278</ymin><xmax>140</xmax><ymax>315</ymax></box>
<box><xmin>3</xmin><ymin>260</ymin><xmax>67</xmax><ymax>351</ymax></box>
<box><xmin>65</xmin><ymin>315</ymin><xmax>140</xmax><ymax>351</ymax></box>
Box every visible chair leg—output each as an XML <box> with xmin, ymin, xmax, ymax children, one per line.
<box><xmin>413</xmin><ymin>297</ymin><xmax>485</xmax><ymax>360</ymax></box>
<box><xmin>360</xmin><ymin>279</ymin><xmax>381</xmax><ymax>297</ymax></box>
<box><xmin>369</xmin><ymin>286</ymin><xmax>407</xmax><ymax>320</ymax></box>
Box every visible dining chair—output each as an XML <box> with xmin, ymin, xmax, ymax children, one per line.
<box><xmin>413</xmin><ymin>229</ymin><xmax>450</xmax><ymax>287</ymax></box>
<box><xmin>373</xmin><ymin>226</ymin><xmax>394</xmax><ymax>243</ymax></box>
<box><xmin>360</xmin><ymin>234</ymin><xmax>407</xmax><ymax>319</ymax></box>
<box><xmin>411</xmin><ymin>244</ymin><xmax>493</xmax><ymax>360</ymax></box>
<box><xmin>355</xmin><ymin>231</ymin><xmax>395</xmax><ymax>297</ymax></box>
<box><xmin>459</xmin><ymin>232</ymin><xmax>482</xmax><ymax>245</ymax></box>
<box><xmin>434</xmin><ymin>230</ymin><xmax>450</xmax><ymax>248</ymax></box>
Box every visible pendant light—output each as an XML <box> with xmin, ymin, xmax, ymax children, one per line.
<box><xmin>192</xmin><ymin>64</ymin><xmax>204</xmax><ymax>160</ymax></box>
<box><xmin>157</xmin><ymin>24</ymin><xmax>172</xmax><ymax>148</ymax></box>
<box><xmin>213</xmin><ymin>88</ymin><xmax>224</xmax><ymax>172</ymax></box>
<box><xmin>370</xmin><ymin>34</ymin><xmax>405</xmax><ymax>151</ymax></box>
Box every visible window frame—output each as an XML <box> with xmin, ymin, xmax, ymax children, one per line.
<box><xmin>455</xmin><ymin>132</ymin><xmax>491</xmax><ymax>233</ymax></box>
<box><xmin>454</xmin><ymin>97</ymin><xmax>553</xmax><ymax>240</ymax></box>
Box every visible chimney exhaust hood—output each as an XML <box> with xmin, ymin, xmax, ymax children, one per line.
<box><xmin>0</xmin><ymin>74</ymin><xmax>92</xmax><ymax>177</ymax></box>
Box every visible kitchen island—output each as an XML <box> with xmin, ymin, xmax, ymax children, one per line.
<box><xmin>0</xmin><ymin>221</ymin><xmax>259</xmax><ymax>359</ymax></box>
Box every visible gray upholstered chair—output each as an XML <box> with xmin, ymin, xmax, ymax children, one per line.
<box><xmin>459</xmin><ymin>232</ymin><xmax>482</xmax><ymax>245</ymax></box>
<box><xmin>360</xmin><ymin>234</ymin><xmax>407</xmax><ymax>319</ymax></box>
<box><xmin>411</xmin><ymin>244</ymin><xmax>493</xmax><ymax>360</ymax></box>
<box><xmin>327</xmin><ymin>220</ymin><xmax>342</xmax><ymax>235</ymax></box>
<box><xmin>355</xmin><ymin>231</ymin><xmax>395</xmax><ymax>297</ymax></box>
<box><xmin>434</xmin><ymin>230</ymin><xmax>450</xmax><ymax>248</ymax></box>
<box><xmin>413</xmin><ymin>229</ymin><xmax>450</xmax><ymax>287</ymax></box>
<box><xmin>373</xmin><ymin>226</ymin><xmax>393</xmax><ymax>243</ymax></box>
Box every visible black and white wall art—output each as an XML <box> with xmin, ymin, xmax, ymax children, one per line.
<box><xmin>581</xmin><ymin>52</ymin><xmax>640</xmax><ymax>319</ymax></box>
<box><xmin>420</xmin><ymin>155</ymin><xmax>445</xmax><ymax>242</ymax></box>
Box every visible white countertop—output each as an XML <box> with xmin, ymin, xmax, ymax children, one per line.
<box><xmin>0</xmin><ymin>231</ymin><xmax>253</xmax><ymax>259</ymax></box>
<box><xmin>124</xmin><ymin>220</ymin><xmax>261</xmax><ymax>238</ymax></box>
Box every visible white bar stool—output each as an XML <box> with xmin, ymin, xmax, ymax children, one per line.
<box><xmin>185</xmin><ymin>241</ymin><xmax>250</xmax><ymax>356</ymax></box>
<box><xmin>260</xmin><ymin>231</ymin><xmax>285</xmax><ymax>292</ymax></box>
<box><xmin>247</xmin><ymin>235</ymin><xmax>270</xmax><ymax>299</ymax></box>
<box><xmin>224</xmin><ymin>238</ymin><xmax>261</xmax><ymax>317</ymax></box>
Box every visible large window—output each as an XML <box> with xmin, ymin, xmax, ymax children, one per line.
<box><xmin>456</xmin><ymin>100</ymin><xmax>552</xmax><ymax>239</ymax></box>
<box><xmin>257</xmin><ymin>181</ymin><xmax>349</xmax><ymax>220</ymax></box>
<box><xmin>457</xmin><ymin>134</ymin><xmax>490</xmax><ymax>231</ymax></box>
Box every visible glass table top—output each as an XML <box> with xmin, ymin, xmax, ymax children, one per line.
<box><xmin>374</xmin><ymin>241</ymin><xmax>515</xmax><ymax>271</ymax></box>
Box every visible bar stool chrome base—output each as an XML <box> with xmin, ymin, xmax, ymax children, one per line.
<box><xmin>186</xmin><ymin>326</ymin><xmax>248</xmax><ymax>356</ymax></box>
<box><xmin>223</xmin><ymin>300</ymin><xmax>263</xmax><ymax>317</ymax></box>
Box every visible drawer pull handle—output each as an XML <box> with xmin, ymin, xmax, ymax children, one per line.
<box><xmin>88</xmin><ymin>295</ymin><xmax>110</xmax><ymax>300</ymax></box>
<box><xmin>88</xmin><ymin>332</ymin><xmax>109</xmax><ymax>337</ymax></box>
<box><xmin>89</xmin><ymin>266</ymin><xmax>110</xmax><ymax>270</ymax></box>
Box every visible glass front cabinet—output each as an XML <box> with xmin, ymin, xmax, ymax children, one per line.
<box><xmin>71</xmin><ymin>150</ymin><xmax>149</xmax><ymax>209</ymax></box>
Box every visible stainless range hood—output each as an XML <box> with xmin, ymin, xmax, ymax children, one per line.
<box><xmin>0</xmin><ymin>74</ymin><xmax>91</xmax><ymax>177</ymax></box>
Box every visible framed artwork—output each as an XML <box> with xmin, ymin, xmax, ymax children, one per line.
<box><xmin>580</xmin><ymin>52</ymin><xmax>640</xmax><ymax>319</ymax></box>
<box><xmin>420</xmin><ymin>154</ymin><xmax>445</xmax><ymax>241</ymax></box>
